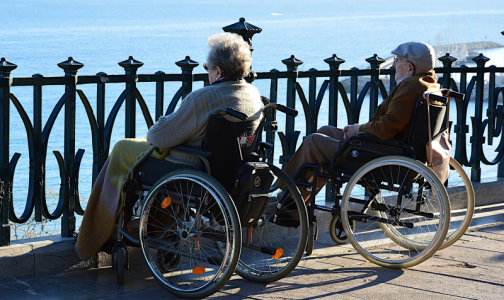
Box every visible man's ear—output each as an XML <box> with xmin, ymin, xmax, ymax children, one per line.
<box><xmin>408</xmin><ymin>63</ymin><xmax>415</xmax><ymax>75</ymax></box>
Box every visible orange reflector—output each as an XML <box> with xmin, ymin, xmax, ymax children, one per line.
<box><xmin>161</xmin><ymin>196</ymin><xmax>172</xmax><ymax>209</ymax></box>
<box><xmin>192</xmin><ymin>266</ymin><xmax>205</xmax><ymax>275</ymax></box>
<box><xmin>272</xmin><ymin>248</ymin><xmax>283</xmax><ymax>260</ymax></box>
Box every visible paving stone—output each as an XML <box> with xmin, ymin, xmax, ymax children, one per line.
<box><xmin>3</xmin><ymin>221</ymin><xmax>504</xmax><ymax>299</ymax></box>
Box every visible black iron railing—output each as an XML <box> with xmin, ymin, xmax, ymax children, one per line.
<box><xmin>1</xmin><ymin>19</ymin><xmax>504</xmax><ymax>246</ymax></box>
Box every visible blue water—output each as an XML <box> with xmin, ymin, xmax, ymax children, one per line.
<box><xmin>1</xmin><ymin>0</ymin><xmax>504</xmax><ymax>232</ymax></box>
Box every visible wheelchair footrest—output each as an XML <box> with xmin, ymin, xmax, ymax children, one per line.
<box><xmin>207</xmin><ymin>256</ymin><xmax>223</xmax><ymax>266</ymax></box>
<box><xmin>350</xmin><ymin>214</ymin><xmax>414</xmax><ymax>228</ymax></box>
<box><xmin>242</xmin><ymin>242</ymin><xmax>279</xmax><ymax>257</ymax></box>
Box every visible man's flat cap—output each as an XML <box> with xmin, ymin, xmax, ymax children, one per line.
<box><xmin>391</xmin><ymin>41</ymin><xmax>435</xmax><ymax>74</ymax></box>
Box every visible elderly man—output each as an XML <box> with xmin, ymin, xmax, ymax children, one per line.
<box><xmin>277</xmin><ymin>41</ymin><xmax>440</xmax><ymax>204</ymax></box>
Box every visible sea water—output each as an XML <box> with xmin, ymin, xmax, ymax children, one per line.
<box><xmin>1</xmin><ymin>0</ymin><xmax>504</xmax><ymax>232</ymax></box>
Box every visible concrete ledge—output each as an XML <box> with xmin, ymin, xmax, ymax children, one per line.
<box><xmin>0</xmin><ymin>235</ymin><xmax>142</xmax><ymax>283</ymax></box>
<box><xmin>0</xmin><ymin>235</ymin><xmax>84</xmax><ymax>282</ymax></box>
<box><xmin>471</xmin><ymin>178</ymin><xmax>504</xmax><ymax>206</ymax></box>
<box><xmin>1</xmin><ymin>178</ymin><xmax>503</xmax><ymax>283</ymax></box>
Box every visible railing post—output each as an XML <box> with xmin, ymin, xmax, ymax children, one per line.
<box><xmin>0</xmin><ymin>57</ymin><xmax>16</xmax><ymax>246</ymax></box>
<box><xmin>323</xmin><ymin>54</ymin><xmax>345</xmax><ymax>203</ymax></box>
<box><xmin>324</xmin><ymin>54</ymin><xmax>345</xmax><ymax>127</ymax></box>
<box><xmin>487</xmin><ymin>65</ymin><xmax>497</xmax><ymax>147</ymax></box>
<box><xmin>33</xmin><ymin>73</ymin><xmax>44</xmax><ymax>222</ymax></box>
<box><xmin>175</xmin><ymin>56</ymin><xmax>198</xmax><ymax>99</ymax></box>
<box><xmin>280</xmin><ymin>55</ymin><xmax>303</xmax><ymax>166</ymax></box>
<box><xmin>57</xmin><ymin>57</ymin><xmax>84</xmax><ymax>237</ymax></box>
<box><xmin>265</xmin><ymin>69</ymin><xmax>279</xmax><ymax>164</ymax></box>
<box><xmin>94</xmin><ymin>72</ymin><xmax>107</xmax><ymax>184</ymax></box>
<box><xmin>438</xmin><ymin>54</ymin><xmax>464</xmax><ymax>163</ymax></box>
<box><xmin>307</xmin><ymin>68</ymin><xmax>318</xmax><ymax>135</ymax></box>
<box><xmin>470</xmin><ymin>53</ymin><xmax>490</xmax><ymax>182</ymax></box>
<box><xmin>366</xmin><ymin>54</ymin><xmax>385</xmax><ymax>119</ymax></box>
<box><xmin>438</xmin><ymin>53</ymin><xmax>457</xmax><ymax>89</ymax></box>
<box><xmin>155</xmin><ymin>71</ymin><xmax>165</xmax><ymax>121</ymax></box>
<box><xmin>349</xmin><ymin>67</ymin><xmax>360</xmax><ymax>124</ymax></box>
<box><xmin>118</xmin><ymin>56</ymin><xmax>143</xmax><ymax>138</ymax></box>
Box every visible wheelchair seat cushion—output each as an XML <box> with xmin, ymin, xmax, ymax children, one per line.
<box><xmin>336</xmin><ymin>134</ymin><xmax>410</xmax><ymax>175</ymax></box>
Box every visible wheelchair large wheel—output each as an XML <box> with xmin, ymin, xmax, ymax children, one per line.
<box><xmin>341</xmin><ymin>156</ymin><xmax>450</xmax><ymax>268</ymax></box>
<box><xmin>235</xmin><ymin>163</ymin><xmax>308</xmax><ymax>283</ymax></box>
<box><xmin>139</xmin><ymin>169</ymin><xmax>241</xmax><ymax>299</ymax></box>
<box><xmin>379</xmin><ymin>157</ymin><xmax>474</xmax><ymax>251</ymax></box>
<box><xmin>439</xmin><ymin>157</ymin><xmax>474</xmax><ymax>249</ymax></box>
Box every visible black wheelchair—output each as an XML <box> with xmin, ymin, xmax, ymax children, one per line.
<box><xmin>110</xmin><ymin>103</ymin><xmax>309</xmax><ymax>299</ymax></box>
<box><xmin>291</xmin><ymin>88</ymin><xmax>474</xmax><ymax>268</ymax></box>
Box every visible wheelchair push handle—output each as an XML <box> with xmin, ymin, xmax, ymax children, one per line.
<box><xmin>211</xmin><ymin>106</ymin><xmax>248</xmax><ymax>121</ymax></box>
<box><xmin>263</xmin><ymin>103</ymin><xmax>298</xmax><ymax>117</ymax></box>
<box><xmin>441</xmin><ymin>89</ymin><xmax>465</xmax><ymax>100</ymax></box>
<box><xmin>425</xmin><ymin>93</ymin><xmax>448</xmax><ymax>104</ymax></box>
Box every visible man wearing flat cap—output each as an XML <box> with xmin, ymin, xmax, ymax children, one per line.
<box><xmin>273</xmin><ymin>41</ymin><xmax>441</xmax><ymax>205</ymax></box>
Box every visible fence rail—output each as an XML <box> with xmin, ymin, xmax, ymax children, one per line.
<box><xmin>1</xmin><ymin>19</ymin><xmax>504</xmax><ymax>246</ymax></box>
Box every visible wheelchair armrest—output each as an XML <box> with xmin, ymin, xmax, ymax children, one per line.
<box><xmin>171</xmin><ymin>145</ymin><xmax>211</xmax><ymax>158</ymax></box>
<box><xmin>353</xmin><ymin>132</ymin><xmax>404</xmax><ymax>147</ymax></box>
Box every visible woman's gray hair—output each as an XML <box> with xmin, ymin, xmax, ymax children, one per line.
<box><xmin>207</xmin><ymin>33</ymin><xmax>252</xmax><ymax>80</ymax></box>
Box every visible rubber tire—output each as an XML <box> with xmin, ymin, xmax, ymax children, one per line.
<box><xmin>117</xmin><ymin>248</ymin><xmax>125</xmax><ymax>285</ymax></box>
<box><xmin>379</xmin><ymin>157</ymin><xmax>475</xmax><ymax>251</ymax></box>
<box><xmin>235</xmin><ymin>163</ymin><xmax>308</xmax><ymax>283</ymax></box>
<box><xmin>341</xmin><ymin>156</ymin><xmax>450</xmax><ymax>268</ymax></box>
<box><xmin>139</xmin><ymin>169</ymin><xmax>241</xmax><ymax>299</ymax></box>
<box><xmin>439</xmin><ymin>158</ymin><xmax>475</xmax><ymax>249</ymax></box>
<box><xmin>329</xmin><ymin>214</ymin><xmax>354</xmax><ymax>245</ymax></box>
<box><xmin>305</xmin><ymin>221</ymin><xmax>316</xmax><ymax>256</ymax></box>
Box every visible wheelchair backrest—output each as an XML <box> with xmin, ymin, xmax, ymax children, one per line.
<box><xmin>202</xmin><ymin>114</ymin><xmax>275</xmax><ymax>227</ymax></box>
<box><xmin>407</xmin><ymin>96</ymin><xmax>447</xmax><ymax>163</ymax></box>
<box><xmin>201</xmin><ymin>114</ymin><xmax>264</xmax><ymax>190</ymax></box>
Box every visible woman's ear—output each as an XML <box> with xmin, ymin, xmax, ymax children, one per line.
<box><xmin>215</xmin><ymin>66</ymin><xmax>223</xmax><ymax>79</ymax></box>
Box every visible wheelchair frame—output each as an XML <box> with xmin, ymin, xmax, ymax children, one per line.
<box><xmin>109</xmin><ymin>104</ymin><xmax>309</xmax><ymax>299</ymax></box>
<box><xmin>293</xmin><ymin>88</ymin><xmax>474</xmax><ymax>268</ymax></box>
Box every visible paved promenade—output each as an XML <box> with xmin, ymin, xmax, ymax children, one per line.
<box><xmin>2</xmin><ymin>220</ymin><xmax>504</xmax><ymax>300</ymax></box>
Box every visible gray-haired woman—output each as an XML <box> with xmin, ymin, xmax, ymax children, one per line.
<box><xmin>75</xmin><ymin>32</ymin><xmax>263</xmax><ymax>261</ymax></box>
<box><xmin>147</xmin><ymin>32</ymin><xmax>263</xmax><ymax>165</ymax></box>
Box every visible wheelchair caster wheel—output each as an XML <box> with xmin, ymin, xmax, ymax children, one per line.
<box><xmin>305</xmin><ymin>221</ymin><xmax>317</xmax><ymax>256</ymax></box>
<box><xmin>116</xmin><ymin>248</ymin><xmax>125</xmax><ymax>285</ymax></box>
<box><xmin>329</xmin><ymin>214</ymin><xmax>354</xmax><ymax>245</ymax></box>
<box><xmin>157</xmin><ymin>248</ymin><xmax>181</xmax><ymax>273</ymax></box>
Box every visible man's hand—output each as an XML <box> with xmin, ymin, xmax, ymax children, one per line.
<box><xmin>343</xmin><ymin>124</ymin><xmax>360</xmax><ymax>140</ymax></box>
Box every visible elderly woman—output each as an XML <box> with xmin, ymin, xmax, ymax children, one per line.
<box><xmin>75</xmin><ymin>32</ymin><xmax>263</xmax><ymax>260</ymax></box>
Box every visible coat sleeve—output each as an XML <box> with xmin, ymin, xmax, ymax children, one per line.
<box><xmin>358</xmin><ymin>81</ymin><xmax>419</xmax><ymax>140</ymax></box>
<box><xmin>146</xmin><ymin>94</ymin><xmax>198</xmax><ymax>148</ymax></box>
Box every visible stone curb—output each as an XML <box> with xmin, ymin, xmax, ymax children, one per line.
<box><xmin>0</xmin><ymin>235</ymin><xmax>144</xmax><ymax>283</ymax></box>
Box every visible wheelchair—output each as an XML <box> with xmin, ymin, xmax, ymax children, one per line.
<box><xmin>109</xmin><ymin>104</ymin><xmax>308</xmax><ymax>299</ymax></box>
<box><xmin>291</xmin><ymin>88</ymin><xmax>474</xmax><ymax>268</ymax></box>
